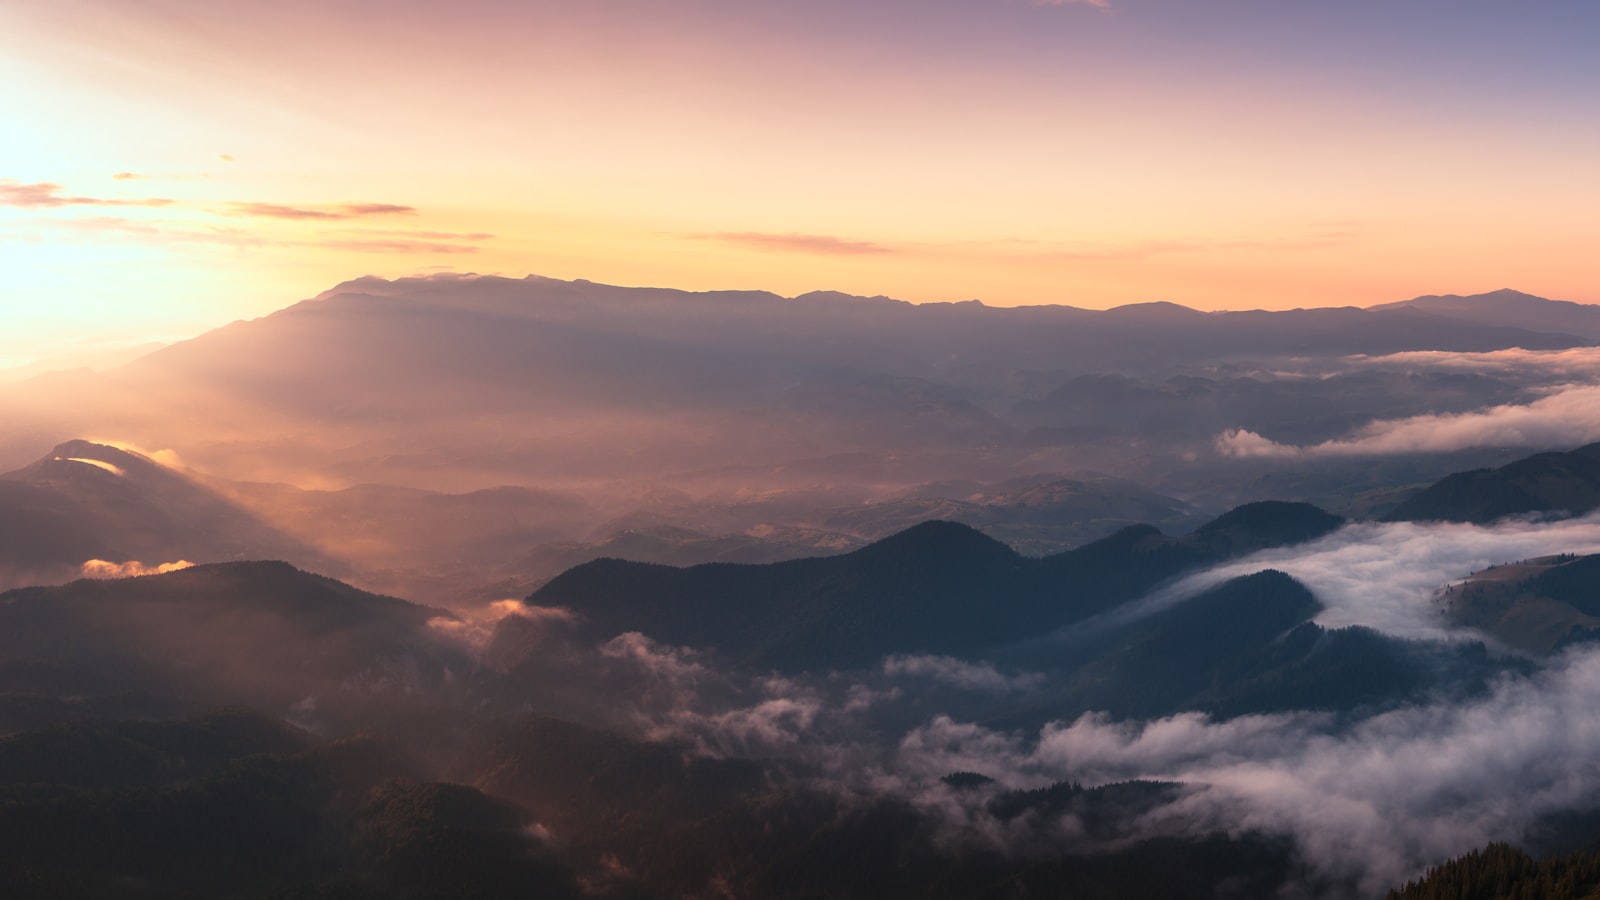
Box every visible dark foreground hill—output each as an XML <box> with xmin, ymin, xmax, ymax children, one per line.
<box><xmin>0</xmin><ymin>709</ymin><xmax>581</xmax><ymax>900</ymax></box>
<box><xmin>0</xmin><ymin>705</ymin><xmax>1315</xmax><ymax>900</ymax></box>
<box><xmin>1387</xmin><ymin>841</ymin><xmax>1600</xmax><ymax>900</ymax></box>
<box><xmin>1385</xmin><ymin>442</ymin><xmax>1600</xmax><ymax>524</ymax></box>
<box><xmin>0</xmin><ymin>495</ymin><xmax>1560</xmax><ymax>899</ymax></box>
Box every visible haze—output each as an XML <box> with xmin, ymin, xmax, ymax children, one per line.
<box><xmin>5</xmin><ymin>1</ymin><xmax>1600</xmax><ymax>898</ymax></box>
<box><xmin>4</xmin><ymin>0</ymin><xmax>1600</xmax><ymax>368</ymax></box>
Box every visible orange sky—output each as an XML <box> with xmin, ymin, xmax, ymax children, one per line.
<box><xmin>2</xmin><ymin>0</ymin><xmax>1598</xmax><ymax>368</ymax></box>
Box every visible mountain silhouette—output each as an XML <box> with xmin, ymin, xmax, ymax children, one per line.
<box><xmin>527</xmin><ymin>503</ymin><xmax>1345</xmax><ymax>671</ymax></box>
<box><xmin>1372</xmin><ymin>288</ymin><xmax>1600</xmax><ymax>340</ymax></box>
<box><xmin>5</xmin><ymin>274</ymin><xmax>1573</xmax><ymax>491</ymax></box>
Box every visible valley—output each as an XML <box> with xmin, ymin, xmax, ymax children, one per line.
<box><xmin>6</xmin><ymin>280</ymin><xmax>1600</xmax><ymax>897</ymax></box>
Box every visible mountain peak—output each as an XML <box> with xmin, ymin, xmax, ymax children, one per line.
<box><xmin>1397</xmin><ymin>288</ymin><xmax>1559</xmax><ymax>308</ymax></box>
<box><xmin>46</xmin><ymin>439</ymin><xmax>154</xmax><ymax>467</ymax></box>
<box><xmin>1195</xmin><ymin>501</ymin><xmax>1343</xmax><ymax>547</ymax></box>
<box><xmin>849</xmin><ymin>519</ymin><xmax>1017</xmax><ymax>565</ymax></box>
<box><xmin>1365</xmin><ymin>289</ymin><xmax>1600</xmax><ymax>340</ymax></box>
<box><xmin>1103</xmin><ymin>300</ymin><xmax>1205</xmax><ymax>318</ymax></box>
<box><xmin>2</xmin><ymin>439</ymin><xmax>176</xmax><ymax>486</ymax></box>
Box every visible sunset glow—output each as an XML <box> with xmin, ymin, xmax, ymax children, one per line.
<box><xmin>3</xmin><ymin>0</ymin><xmax>1598</xmax><ymax>366</ymax></box>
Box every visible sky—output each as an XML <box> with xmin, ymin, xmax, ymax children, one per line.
<box><xmin>2</xmin><ymin>0</ymin><xmax>1598</xmax><ymax>367</ymax></box>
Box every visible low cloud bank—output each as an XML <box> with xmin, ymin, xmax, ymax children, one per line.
<box><xmin>892</xmin><ymin>642</ymin><xmax>1600</xmax><ymax>894</ymax></box>
<box><xmin>1068</xmin><ymin>512</ymin><xmax>1600</xmax><ymax>642</ymax></box>
<box><xmin>1217</xmin><ymin>383</ymin><xmax>1600</xmax><ymax>458</ymax></box>
<box><xmin>1355</xmin><ymin>346</ymin><xmax>1600</xmax><ymax>379</ymax></box>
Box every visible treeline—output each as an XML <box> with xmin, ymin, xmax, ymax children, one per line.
<box><xmin>1388</xmin><ymin>842</ymin><xmax>1600</xmax><ymax>900</ymax></box>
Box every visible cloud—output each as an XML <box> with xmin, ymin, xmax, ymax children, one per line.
<box><xmin>1216</xmin><ymin>383</ymin><xmax>1600</xmax><ymax>458</ymax></box>
<box><xmin>225</xmin><ymin>201</ymin><xmax>417</xmax><ymax>220</ymax></box>
<box><xmin>111</xmin><ymin>172</ymin><xmax>147</xmax><ymax>180</ymax></box>
<box><xmin>30</xmin><ymin>214</ymin><xmax>475</xmax><ymax>255</ymax></box>
<box><xmin>80</xmin><ymin>559</ymin><xmax>195</xmax><ymax>578</ymax></box>
<box><xmin>0</xmin><ymin>180</ymin><xmax>172</xmax><ymax>208</ymax></box>
<box><xmin>57</xmin><ymin>456</ymin><xmax>125</xmax><ymax>476</ymax></box>
<box><xmin>428</xmin><ymin>599</ymin><xmax>576</xmax><ymax>649</ymax></box>
<box><xmin>699</xmin><ymin>231</ymin><xmax>893</xmax><ymax>256</ymax></box>
<box><xmin>1354</xmin><ymin>346</ymin><xmax>1600</xmax><ymax>380</ymax></box>
<box><xmin>84</xmin><ymin>439</ymin><xmax>185</xmax><ymax>471</ymax></box>
<box><xmin>893</xmin><ymin>642</ymin><xmax>1600</xmax><ymax>894</ymax></box>
<box><xmin>883</xmin><ymin>654</ymin><xmax>1045</xmax><ymax>693</ymax></box>
<box><xmin>338</xmin><ymin>202</ymin><xmax>416</xmax><ymax>216</ymax></box>
<box><xmin>320</xmin><ymin>239</ymin><xmax>480</xmax><ymax>255</ymax></box>
<box><xmin>404</xmin><ymin>507</ymin><xmax>1600</xmax><ymax>892</ymax></box>
<box><xmin>600</xmin><ymin>631</ymin><xmax>704</xmax><ymax>674</ymax></box>
<box><xmin>1059</xmin><ymin>511</ymin><xmax>1600</xmax><ymax>642</ymax></box>
<box><xmin>683</xmin><ymin>691</ymin><xmax>825</xmax><ymax>754</ymax></box>
<box><xmin>1031</xmin><ymin>0</ymin><xmax>1110</xmax><ymax>7</ymax></box>
<box><xmin>344</xmin><ymin>228</ymin><xmax>495</xmax><ymax>241</ymax></box>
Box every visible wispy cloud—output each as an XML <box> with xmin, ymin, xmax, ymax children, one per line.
<box><xmin>338</xmin><ymin>202</ymin><xmax>415</xmax><ymax>216</ymax></box>
<box><xmin>14</xmin><ymin>213</ymin><xmax>481</xmax><ymax>255</ymax></box>
<box><xmin>698</xmin><ymin>231</ymin><xmax>893</xmax><ymax>256</ymax></box>
<box><xmin>883</xmin><ymin>654</ymin><xmax>1045</xmax><ymax>693</ymax></box>
<box><xmin>1353</xmin><ymin>347</ymin><xmax>1600</xmax><ymax>380</ymax></box>
<box><xmin>1216</xmin><ymin>383</ymin><xmax>1600</xmax><ymax>458</ymax></box>
<box><xmin>1031</xmin><ymin>0</ymin><xmax>1111</xmax><ymax>7</ymax></box>
<box><xmin>337</xmin><ymin>228</ymin><xmax>495</xmax><ymax>241</ymax></box>
<box><xmin>320</xmin><ymin>238</ymin><xmax>480</xmax><ymax>255</ymax></box>
<box><xmin>0</xmin><ymin>180</ymin><xmax>172</xmax><ymax>208</ymax></box>
<box><xmin>225</xmin><ymin>201</ymin><xmax>417</xmax><ymax>220</ymax></box>
<box><xmin>1064</xmin><ymin>512</ymin><xmax>1600</xmax><ymax>642</ymax></box>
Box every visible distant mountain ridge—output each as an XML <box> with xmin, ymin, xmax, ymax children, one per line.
<box><xmin>0</xmin><ymin>275</ymin><xmax>1588</xmax><ymax>509</ymax></box>
<box><xmin>1373</xmin><ymin>288</ymin><xmax>1600</xmax><ymax>340</ymax></box>
<box><xmin>118</xmin><ymin>275</ymin><xmax>1586</xmax><ymax>417</ymax></box>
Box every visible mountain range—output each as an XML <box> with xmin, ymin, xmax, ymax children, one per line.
<box><xmin>0</xmin><ymin>278</ymin><xmax>1584</xmax><ymax>496</ymax></box>
<box><xmin>9</xmin><ymin>279</ymin><xmax>1600</xmax><ymax>897</ymax></box>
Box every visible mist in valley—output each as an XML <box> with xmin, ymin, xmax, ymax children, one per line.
<box><xmin>9</xmin><ymin>279</ymin><xmax>1600</xmax><ymax>895</ymax></box>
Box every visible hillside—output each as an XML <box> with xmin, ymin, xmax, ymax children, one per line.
<box><xmin>0</xmin><ymin>439</ymin><xmax>338</xmax><ymax>589</ymax></box>
<box><xmin>1385</xmin><ymin>443</ymin><xmax>1600</xmax><ymax>524</ymax></box>
<box><xmin>0</xmin><ymin>561</ymin><xmax>467</xmax><ymax>732</ymax></box>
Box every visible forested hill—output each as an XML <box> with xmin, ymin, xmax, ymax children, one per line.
<box><xmin>1385</xmin><ymin>442</ymin><xmax>1600</xmax><ymax>525</ymax></box>
<box><xmin>529</xmin><ymin>501</ymin><xmax>1345</xmax><ymax>670</ymax></box>
<box><xmin>1387</xmin><ymin>842</ymin><xmax>1600</xmax><ymax>900</ymax></box>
